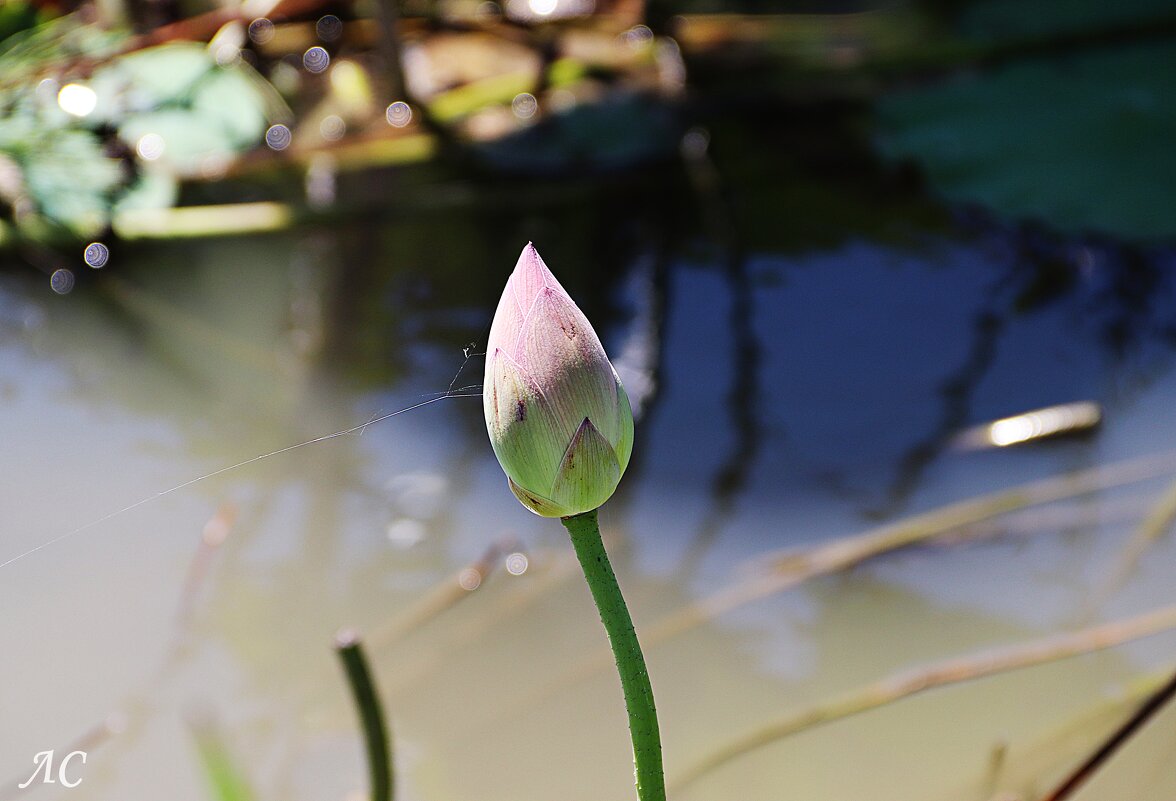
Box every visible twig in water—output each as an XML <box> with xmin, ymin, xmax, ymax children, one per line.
<box><xmin>335</xmin><ymin>630</ymin><xmax>394</xmax><ymax>801</ymax></box>
<box><xmin>282</xmin><ymin>538</ymin><xmax>513</xmax><ymax>721</ymax></box>
<box><xmin>965</xmin><ymin>671</ymin><xmax>1168</xmax><ymax>801</ymax></box>
<box><xmin>652</xmin><ymin>450</ymin><xmax>1176</xmax><ymax>648</ymax></box>
<box><xmin>754</xmin><ymin>451</ymin><xmax>1176</xmax><ymax>575</ymax></box>
<box><xmin>369</xmin><ymin>538</ymin><xmax>514</xmax><ymax>650</ymax></box>
<box><xmin>385</xmin><ymin>547</ymin><xmax>580</xmax><ymax>695</ymax></box>
<box><xmin>984</xmin><ymin>739</ymin><xmax>1010</xmax><ymax>800</ymax></box>
<box><xmin>937</xmin><ymin>494</ymin><xmax>1145</xmax><ymax>548</ymax></box>
<box><xmin>670</xmin><ymin>603</ymin><xmax>1176</xmax><ymax>792</ymax></box>
<box><xmin>1037</xmin><ymin>665</ymin><xmax>1176</xmax><ymax>801</ymax></box>
<box><xmin>1085</xmin><ymin>476</ymin><xmax>1176</xmax><ymax>616</ymax></box>
<box><xmin>175</xmin><ymin>504</ymin><xmax>239</xmax><ymax>633</ymax></box>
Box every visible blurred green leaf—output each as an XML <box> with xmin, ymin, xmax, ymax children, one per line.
<box><xmin>118</xmin><ymin>109</ymin><xmax>239</xmax><ymax>173</ymax></box>
<box><xmin>0</xmin><ymin>13</ymin><xmax>124</xmax><ymax>86</ymax></box>
<box><xmin>90</xmin><ymin>44</ymin><xmax>216</xmax><ymax>115</ymax></box>
<box><xmin>114</xmin><ymin>166</ymin><xmax>179</xmax><ymax>215</ymax></box>
<box><xmin>21</xmin><ymin>129</ymin><xmax>123</xmax><ymax>236</ymax></box>
<box><xmin>0</xmin><ymin>30</ymin><xmax>282</xmax><ymax>243</ymax></box>
<box><xmin>100</xmin><ymin>45</ymin><xmax>276</xmax><ymax>173</ymax></box>
<box><xmin>191</xmin><ymin>68</ymin><xmax>270</xmax><ymax>148</ymax></box>
<box><xmin>192</xmin><ymin>723</ymin><xmax>256</xmax><ymax>801</ymax></box>
<box><xmin>0</xmin><ymin>2</ymin><xmax>42</xmax><ymax>45</ymax></box>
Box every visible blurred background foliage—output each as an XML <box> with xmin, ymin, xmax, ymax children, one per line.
<box><xmin>1</xmin><ymin>0</ymin><xmax>1174</xmax><ymax>256</ymax></box>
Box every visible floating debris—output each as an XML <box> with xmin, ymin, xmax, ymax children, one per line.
<box><xmin>954</xmin><ymin>401</ymin><xmax>1102</xmax><ymax>450</ymax></box>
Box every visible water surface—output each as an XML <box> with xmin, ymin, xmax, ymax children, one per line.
<box><xmin>3</xmin><ymin>145</ymin><xmax>1176</xmax><ymax>801</ymax></box>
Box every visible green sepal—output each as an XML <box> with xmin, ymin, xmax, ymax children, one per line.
<box><xmin>549</xmin><ymin>418</ymin><xmax>621</xmax><ymax>516</ymax></box>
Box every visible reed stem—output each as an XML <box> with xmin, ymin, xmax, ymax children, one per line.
<box><xmin>335</xmin><ymin>631</ymin><xmax>394</xmax><ymax>801</ymax></box>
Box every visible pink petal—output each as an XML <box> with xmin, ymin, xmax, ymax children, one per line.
<box><xmin>483</xmin><ymin>348</ymin><xmax>568</xmax><ymax>495</ymax></box>
<box><xmin>517</xmin><ymin>286</ymin><xmax>620</xmax><ymax>444</ymax></box>
<box><xmin>485</xmin><ymin>279</ymin><xmax>526</xmax><ymax>360</ymax></box>
<box><xmin>508</xmin><ymin>243</ymin><xmax>572</xmax><ymax>322</ymax></box>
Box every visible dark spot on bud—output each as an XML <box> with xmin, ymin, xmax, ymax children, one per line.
<box><xmin>510</xmin><ymin>478</ymin><xmax>559</xmax><ymax>514</ymax></box>
<box><xmin>560</xmin><ymin>320</ymin><xmax>577</xmax><ymax>340</ymax></box>
<box><xmin>516</xmin><ymin>399</ymin><xmax>526</xmax><ymax>422</ymax></box>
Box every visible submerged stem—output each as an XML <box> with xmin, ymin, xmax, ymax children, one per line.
<box><xmin>562</xmin><ymin>509</ymin><xmax>665</xmax><ymax>801</ymax></box>
<box><xmin>335</xmin><ymin>630</ymin><xmax>394</xmax><ymax>801</ymax></box>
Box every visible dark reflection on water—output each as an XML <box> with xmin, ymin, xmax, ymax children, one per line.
<box><xmin>672</xmin><ymin>134</ymin><xmax>765</xmax><ymax>574</ymax></box>
<box><xmin>878</xmin><ymin>225</ymin><xmax>1176</xmax><ymax>517</ymax></box>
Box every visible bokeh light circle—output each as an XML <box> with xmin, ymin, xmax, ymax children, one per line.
<box><xmin>83</xmin><ymin>242</ymin><xmax>109</xmax><ymax>269</ymax></box>
<box><xmin>303</xmin><ymin>46</ymin><xmax>331</xmax><ymax>74</ymax></box>
<box><xmin>385</xmin><ymin>101</ymin><xmax>413</xmax><ymax>127</ymax></box>
<box><xmin>265</xmin><ymin>124</ymin><xmax>293</xmax><ymax>150</ymax></box>
<box><xmin>50</xmin><ymin>269</ymin><xmax>75</xmax><ymax>294</ymax></box>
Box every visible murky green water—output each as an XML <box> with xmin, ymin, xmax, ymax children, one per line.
<box><xmin>3</xmin><ymin>125</ymin><xmax>1176</xmax><ymax>801</ymax></box>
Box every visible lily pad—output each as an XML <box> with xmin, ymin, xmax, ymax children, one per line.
<box><xmin>21</xmin><ymin>129</ymin><xmax>123</xmax><ymax>236</ymax></box>
<box><xmin>90</xmin><ymin>43</ymin><xmax>216</xmax><ymax>116</ymax></box>
<box><xmin>875</xmin><ymin>34</ymin><xmax>1176</xmax><ymax>241</ymax></box>
<box><xmin>114</xmin><ymin>166</ymin><xmax>178</xmax><ymax>215</ymax></box>
<box><xmin>118</xmin><ymin>109</ymin><xmax>241</xmax><ymax>174</ymax></box>
<box><xmin>190</xmin><ymin>68</ymin><xmax>269</xmax><ymax>148</ymax></box>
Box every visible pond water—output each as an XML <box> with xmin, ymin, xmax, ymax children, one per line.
<box><xmin>3</xmin><ymin>120</ymin><xmax>1176</xmax><ymax>801</ymax></box>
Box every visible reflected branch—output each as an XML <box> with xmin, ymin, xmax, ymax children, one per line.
<box><xmin>676</xmin><ymin>129</ymin><xmax>765</xmax><ymax>574</ymax></box>
<box><xmin>877</xmin><ymin>303</ymin><xmax>1004</xmax><ymax>517</ymax></box>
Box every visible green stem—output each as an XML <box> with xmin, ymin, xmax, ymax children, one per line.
<box><xmin>562</xmin><ymin>509</ymin><xmax>665</xmax><ymax>801</ymax></box>
<box><xmin>335</xmin><ymin>630</ymin><xmax>394</xmax><ymax>801</ymax></box>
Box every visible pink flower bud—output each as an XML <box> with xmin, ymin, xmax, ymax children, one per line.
<box><xmin>483</xmin><ymin>244</ymin><xmax>634</xmax><ymax>517</ymax></box>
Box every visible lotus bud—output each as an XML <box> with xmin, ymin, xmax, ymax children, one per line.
<box><xmin>483</xmin><ymin>244</ymin><xmax>634</xmax><ymax>517</ymax></box>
